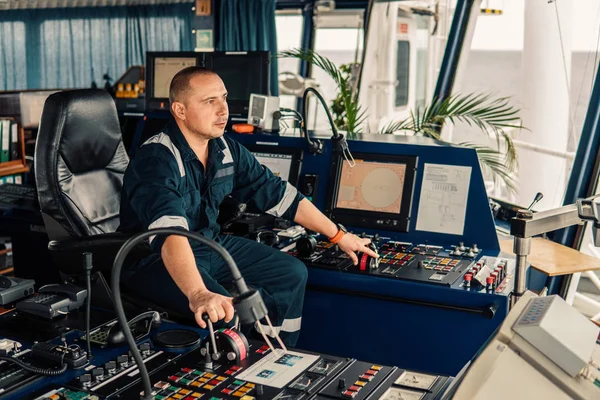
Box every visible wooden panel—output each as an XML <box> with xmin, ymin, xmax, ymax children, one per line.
<box><xmin>500</xmin><ymin>238</ymin><xmax>600</xmax><ymax>276</ymax></box>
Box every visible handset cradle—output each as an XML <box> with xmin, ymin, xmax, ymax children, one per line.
<box><xmin>15</xmin><ymin>283</ymin><xmax>87</xmax><ymax>319</ymax></box>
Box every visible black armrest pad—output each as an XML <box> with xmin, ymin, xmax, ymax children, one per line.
<box><xmin>48</xmin><ymin>233</ymin><xmax>153</xmax><ymax>275</ymax></box>
<box><xmin>48</xmin><ymin>232</ymin><xmax>133</xmax><ymax>252</ymax></box>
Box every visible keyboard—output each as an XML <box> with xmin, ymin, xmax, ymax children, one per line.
<box><xmin>0</xmin><ymin>184</ymin><xmax>38</xmax><ymax>211</ymax></box>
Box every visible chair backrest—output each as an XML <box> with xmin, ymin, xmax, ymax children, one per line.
<box><xmin>34</xmin><ymin>89</ymin><xmax>129</xmax><ymax>241</ymax></box>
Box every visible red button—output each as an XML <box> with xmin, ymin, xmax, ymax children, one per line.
<box><xmin>210</xmin><ymin>379</ymin><xmax>220</xmax><ymax>385</ymax></box>
<box><xmin>182</xmin><ymin>368</ymin><xmax>192</xmax><ymax>373</ymax></box>
<box><xmin>349</xmin><ymin>385</ymin><xmax>360</xmax><ymax>391</ymax></box>
<box><xmin>225</xmin><ymin>370</ymin><xmax>234</xmax><ymax>375</ymax></box>
<box><xmin>222</xmin><ymin>388</ymin><xmax>232</xmax><ymax>394</ymax></box>
<box><xmin>366</xmin><ymin>369</ymin><xmax>377</xmax><ymax>375</ymax></box>
<box><xmin>230</xmin><ymin>366</ymin><xmax>240</xmax><ymax>371</ymax></box>
<box><xmin>360</xmin><ymin>374</ymin><xmax>373</xmax><ymax>380</ymax></box>
<box><xmin>342</xmin><ymin>390</ymin><xmax>357</xmax><ymax>398</ymax></box>
<box><xmin>464</xmin><ymin>273</ymin><xmax>472</xmax><ymax>281</ymax></box>
<box><xmin>168</xmin><ymin>375</ymin><xmax>179</xmax><ymax>382</ymax></box>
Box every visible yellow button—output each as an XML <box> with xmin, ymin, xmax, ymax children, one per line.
<box><xmin>371</xmin><ymin>365</ymin><xmax>382</xmax><ymax>370</ymax></box>
<box><xmin>216</xmin><ymin>376</ymin><xmax>227</xmax><ymax>381</ymax></box>
<box><xmin>233</xmin><ymin>392</ymin><xmax>245</xmax><ymax>397</ymax></box>
<box><xmin>245</xmin><ymin>383</ymin><xmax>255</xmax><ymax>388</ymax></box>
<box><xmin>179</xmin><ymin>389</ymin><xmax>191</xmax><ymax>395</ymax></box>
<box><xmin>354</xmin><ymin>381</ymin><xmax>366</xmax><ymax>386</ymax></box>
<box><xmin>192</xmin><ymin>393</ymin><xmax>203</xmax><ymax>398</ymax></box>
<box><xmin>241</xmin><ymin>396</ymin><xmax>255</xmax><ymax>400</ymax></box>
<box><xmin>191</xmin><ymin>381</ymin><xmax>202</xmax><ymax>387</ymax></box>
<box><xmin>203</xmin><ymin>384</ymin><xmax>215</xmax><ymax>390</ymax></box>
<box><xmin>204</xmin><ymin>373</ymin><xmax>216</xmax><ymax>378</ymax></box>
<box><xmin>172</xmin><ymin>394</ymin><xmax>184</xmax><ymax>399</ymax></box>
<box><xmin>199</xmin><ymin>378</ymin><xmax>209</xmax><ymax>383</ymax></box>
<box><xmin>239</xmin><ymin>387</ymin><xmax>250</xmax><ymax>393</ymax></box>
<box><xmin>49</xmin><ymin>396</ymin><xmax>60</xmax><ymax>400</ymax></box>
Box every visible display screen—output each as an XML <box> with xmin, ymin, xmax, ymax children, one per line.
<box><xmin>245</xmin><ymin>144</ymin><xmax>302</xmax><ymax>186</ymax></box>
<box><xmin>250</xmin><ymin>96</ymin><xmax>266</xmax><ymax>119</ymax></box>
<box><xmin>327</xmin><ymin>153</ymin><xmax>417</xmax><ymax>232</ymax></box>
<box><xmin>211</xmin><ymin>55</ymin><xmax>267</xmax><ymax>102</ymax></box>
<box><xmin>335</xmin><ymin>160</ymin><xmax>407</xmax><ymax>214</ymax></box>
<box><xmin>153</xmin><ymin>57</ymin><xmax>197</xmax><ymax>98</ymax></box>
<box><xmin>252</xmin><ymin>152</ymin><xmax>294</xmax><ymax>182</ymax></box>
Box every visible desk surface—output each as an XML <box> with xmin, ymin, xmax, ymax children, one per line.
<box><xmin>500</xmin><ymin>238</ymin><xmax>600</xmax><ymax>276</ymax></box>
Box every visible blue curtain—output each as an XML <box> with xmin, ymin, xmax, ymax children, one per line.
<box><xmin>0</xmin><ymin>4</ymin><xmax>194</xmax><ymax>91</ymax></box>
<box><xmin>217</xmin><ymin>0</ymin><xmax>279</xmax><ymax>95</ymax></box>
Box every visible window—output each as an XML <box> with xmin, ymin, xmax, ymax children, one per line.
<box><xmin>395</xmin><ymin>41</ymin><xmax>410</xmax><ymax>107</ymax></box>
<box><xmin>308</xmin><ymin>9</ymin><xmax>364</xmax><ymax>132</ymax></box>
<box><xmin>275</xmin><ymin>11</ymin><xmax>303</xmax><ymax>110</ymax></box>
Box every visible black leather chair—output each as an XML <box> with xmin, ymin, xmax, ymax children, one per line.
<box><xmin>33</xmin><ymin>89</ymin><xmax>163</xmax><ymax>313</ymax></box>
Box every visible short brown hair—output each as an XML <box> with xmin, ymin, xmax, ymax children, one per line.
<box><xmin>169</xmin><ymin>66</ymin><xmax>216</xmax><ymax>105</ymax></box>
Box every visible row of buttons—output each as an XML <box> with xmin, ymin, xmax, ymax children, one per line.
<box><xmin>342</xmin><ymin>365</ymin><xmax>382</xmax><ymax>398</ymax></box>
<box><xmin>221</xmin><ymin>380</ymin><xmax>256</xmax><ymax>397</ymax></box>
<box><xmin>255</xmin><ymin>344</ymin><xmax>271</xmax><ymax>355</ymax></box>
<box><xmin>224</xmin><ymin>365</ymin><xmax>243</xmax><ymax>376</ymax></box>
<box><xmin>424</xmin><ymin>265</ymin><xmax>455</xmax><ymax>272</ymax></box>
<box><xmin>379</xmin><ymin>259</ymin><xmax>408</xmax><ymax>266</ymax></box>
<box><xmin>423</xmin><ymin>257</ymin><xmax>460</xmax><ymax>266</ymax></box>
<box><xmin>147</xmin><ymin>382</ymin><xmax>203</xmax><ymax>399</ymax></box>
<box><xmin>380</xmin><ymin>252</ymin><xmax>414</xmax><ymax>261</ymax></box>
<box><xmin>166</xmin><ymin>369</ymin><xmax>227</xmax><ymax>391</ymax></box>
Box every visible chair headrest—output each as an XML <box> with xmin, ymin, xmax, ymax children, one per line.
<box><xmin>37</xmin><ymin>89</ymin><xmax>122</xmax><ymax>175</ymax></box>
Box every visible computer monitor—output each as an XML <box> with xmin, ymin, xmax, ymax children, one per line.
<box><xmin>326</xmin><ymin>153</ymin><xmax>417</xmax><ymax>232</ymax></box>
<box><xmin>245</xmin><ymin>144</ymin><xmax>302</xmax><ymax>186</ymax></box>
<box><xmin>206</xmin><ymin>51</ymin><xmax>270</xmax><ymax>117</ymax></box>
<box><xmin>145</xmin><ymin>52</ymin><xmax>201</xmax><ymax>112</ymax></box>
<box><xmin>145</xmin><ymin>51</ymin><xmax>270</xmax><ymax>117</ymax></box>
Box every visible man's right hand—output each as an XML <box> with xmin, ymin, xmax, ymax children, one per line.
<box><xmin>188</xmin><ymin>289</ymin><xmax>235</xmax><ymax>329</ymax></box>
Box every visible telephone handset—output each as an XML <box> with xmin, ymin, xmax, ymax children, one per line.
<box><xmin>15</xmin><ymin>283</ymin><xmax>88</xmax><ymax>319</ymax></box>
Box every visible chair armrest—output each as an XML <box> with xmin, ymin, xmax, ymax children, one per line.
<box><xmin>48</xmin><ymin>233</ymin><xmax>152</xmax><ymax>275</ymax></box>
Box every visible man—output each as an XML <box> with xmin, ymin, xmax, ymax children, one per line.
<box><xmin>119</xmin><ymin>66</ymin><xmax>378</xmax><ymax>346</ymax></box>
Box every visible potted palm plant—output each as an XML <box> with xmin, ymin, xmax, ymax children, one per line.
<box><xmin>279</xmin><ymin>48</ymin><xmax>523</xmax><ymax>192</ymax></box>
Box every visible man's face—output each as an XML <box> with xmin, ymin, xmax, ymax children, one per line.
<box><xmin>173</xmin><ymin>73</ymin><xmax>229</xmax><ymax>140</ymax></box>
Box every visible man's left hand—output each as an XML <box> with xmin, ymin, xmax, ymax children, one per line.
<box><xmin>337</xmin><ymin>233</ymin><xmax>379</xmax><ymax>265</ymax></box>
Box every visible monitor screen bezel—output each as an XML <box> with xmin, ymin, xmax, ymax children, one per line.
<box><xmin>325</xmin><ymin>152</ymin><xmax>418</xmax><ymax>232</ymax></box>
<box><xmin>244</xmin><ymin>144</ymin><xmax>303</xmax><ymax>187</ymax></box>
<box><xmin>145</xmin><ymin>51</ymin><xmax>204</xmax><ymax>112</ymax></box>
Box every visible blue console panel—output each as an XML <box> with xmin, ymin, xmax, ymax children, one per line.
<box><xmin>227</xmin><ymin>131</ymin><xmax>511</xmax><ymax>375</ymax></box>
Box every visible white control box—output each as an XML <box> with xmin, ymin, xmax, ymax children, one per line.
<box><xmin>513</xmin><ymin>295</ymin><xmax>600</xmax><ymax>377</ymax></box>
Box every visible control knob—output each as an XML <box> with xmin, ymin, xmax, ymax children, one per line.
<box><xmin>79</xmin><ymin>373</ymin><xmax>92</xmax><ymax>387</ymax></box>
<box><xmin>296</xmin><ymin>236</ymin><xmax>317</xmax><ymax>257</ymax></box>
<box><xmin>105</xmin><ymin>361</ymin><xmax>117</xmax><ymax>373</ymax></box>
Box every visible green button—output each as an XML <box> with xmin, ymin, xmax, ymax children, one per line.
<box><xmin>233</xmin><ymin>380</ymin><xmax>245</xmax><ymax>385</ymax></box>
<box><xmin>193</xmin><ymin>370</ymin><xmax>203</xmax><ymax>376</ymax></box>
<box><xmin>181</xmin><ymin>378</ymin><xmax>191</xmax><ymax>385</ymax></box>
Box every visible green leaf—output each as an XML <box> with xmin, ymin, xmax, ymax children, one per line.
<box><xmin>379</xmin><ymin>92</ymin><xmax>523</xmax><ymax>185</ymax></box>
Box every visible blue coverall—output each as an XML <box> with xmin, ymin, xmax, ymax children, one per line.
<box><xmin>119</xmin><ymin>120</ymin><xmax>308</xmax><ymax>346</ymax></box>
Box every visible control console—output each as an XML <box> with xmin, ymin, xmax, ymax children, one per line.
<box><xmin>27</xmin><ymin>331</ymin><xmax>452</xmax><ymax>400</ymax></box>
<box><xmin>288</xmin><ymin>236</ymin><xmax>494</xmax><ymax>287</ymax></box>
